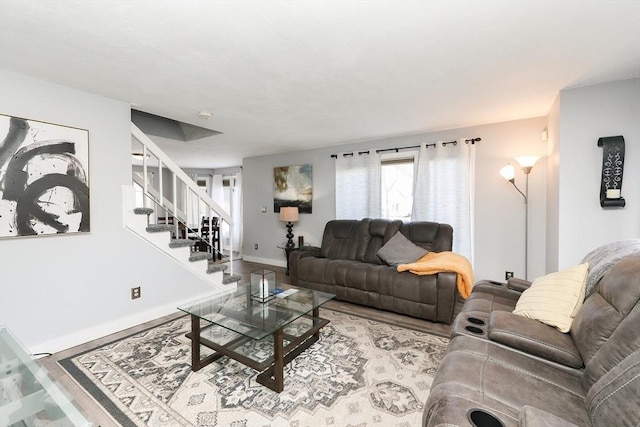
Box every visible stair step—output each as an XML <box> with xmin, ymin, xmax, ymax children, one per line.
<box><xmin>169</xmin><ymin>239</ymin><xmax>194</xmax><ymax>248</ymax></box>
<box><xmin>207</xmin><ymin>264</ymin><xmax>229</xmax><ymax>274</ymax></box>
<box><xmin>189</xmin><ymin>252</ymin><xmax>213</xmax><ymax>262</ymax></box>
<box><xmin>146</xmin><ymin>224</ymin><xmax>173</xmax><ymax>233</ymax></box>
<box><xmin>222</xmin><ymin>274</ymin><xmax>241</xmax><ymax>285</ymax></box>
<box><xmin>133</xmin><ymin>207</ymin><xmax>154</xmax><ymax>215</ymax></box>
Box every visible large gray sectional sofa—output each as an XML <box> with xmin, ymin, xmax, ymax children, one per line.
<box><xmin>289</xmin><ymin>218</ymin><xmax>458</xmax><ymax>323</ymax></box>
<box><xmin>423</xmin><ymin>255</ymin><xmax>640</xmax><ymax>427</ymax></box>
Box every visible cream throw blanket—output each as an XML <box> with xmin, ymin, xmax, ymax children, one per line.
<box><xmin>397</xmin><ymin>251</ymin><xmax>474</xmax><ymax>299</ymax></box>
<box><xmin>580</xmin><ymin>239</ymin><xmax>640</xmax><ymax>296</ymax></box>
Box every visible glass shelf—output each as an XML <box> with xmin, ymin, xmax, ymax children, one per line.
<box><xmin>178</xmin><ymin>285</ymin><xmax>334</xmax><ymax>340</ymax></box>
<box><xmin>0</xmin><ymin>326</ymin><xmax>92</xmax><ymax>426</ymax></box>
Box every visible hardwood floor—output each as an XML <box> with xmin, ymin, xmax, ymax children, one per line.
<box><xmin>38</xmin><ymin>259</ymin><xmax>458</xmax><ymax>427</ymax></box>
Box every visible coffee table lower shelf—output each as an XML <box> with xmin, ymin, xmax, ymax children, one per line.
<box><xmin>186</xmin><ymin>312</ymin><xmax>329</xmax><ymax>393</ymax></box>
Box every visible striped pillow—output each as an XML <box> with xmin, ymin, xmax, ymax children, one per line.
<box><xmin>513</xmin><ymin>263</ymin><xmax>589</xmax><ymax>333</ymax></box>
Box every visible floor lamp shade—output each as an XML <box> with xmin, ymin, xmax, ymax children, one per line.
<box><xmin>500</xmin><ymin>164</ymin><xmax>516</xmax><ymax>181</ymax></box>
<box><xmin>516</xmin><ymin>156</ymin><xmax>540</xmax><ymax>175</ymax></box>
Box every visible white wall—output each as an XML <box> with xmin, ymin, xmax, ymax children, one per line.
<box><xmin>243</xmin><ymin>79</ymin><xmax>640</xmax><ymax>282</ymax></box>
<box><xmin>545</xmin><ymin>95</ymin><xmax>561</xmax><ymax>272</ymax></box>
<box><xmin>243</xmin><ymin>117</ymin><xmax>548</xmax><ymax>282</ymax></box>
<box><xmin>555</xmin><ymin>78</ymin><xmax>640</xmax><ymax>267</ymax></box>
<box><xmin>0</xmin><ymin>70</ymin><xmax>217</xmax><ymax>352</ymax></box>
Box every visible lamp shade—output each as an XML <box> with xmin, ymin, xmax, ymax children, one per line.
<box><xmin>499</xmin><ymin>164</ymin><xmax>515</xmax><ymax>181</ymax></box>
<box><xmin>516</xmin><ymin>156</ymin><xmax>540</xmax><ymax>169</ymax></box>
<box><xmin>279</xmin><ymin>206</ymin><xmax>299</xmax><ymax>222</ymax></box>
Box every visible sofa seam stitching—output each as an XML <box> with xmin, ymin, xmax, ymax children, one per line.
<box><xmin>583</xmin><ymin>302</ymin><xmax>638</xmax><ymax>364</ymax></box>
<box><xmin>589</xmin><ymin>372</ymin><xmax>640</xmax><ymax>423</ymax></box>
<box><xmin>587</xmin><ymin>350</ymin><xmax>640</xmax><ymax>401</ymax></box>
<box><xmin>456</xmin><ymin>349</ymin><xmax>585</xmax><ymax>399</ymax></box>
<box><xmin>489</xmin><ymin>327</ymin><xmax>581</xmax><ymax>359</ymax></box>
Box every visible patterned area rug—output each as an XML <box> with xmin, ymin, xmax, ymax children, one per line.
<box><xmin>60</xmin><ymin>309</ymin><xmax>449</xmax><ymax>427</ymax></box>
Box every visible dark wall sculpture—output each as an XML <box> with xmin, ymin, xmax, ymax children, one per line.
<box><xmin>597</xmin><ymin>135</ymin><xmax>625</xmax><ymax>208</ymax></box>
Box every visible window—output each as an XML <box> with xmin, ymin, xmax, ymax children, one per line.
<box><xmin>381</xmin><ymin>155</ymin><xmax>415</xmax><ymax>221</ymax></box>
<box><xmin>335</xmin><ymin>143</ymin><xmax>473</xmax><ymax>262</ymax></box>
<box><xmin>197</xmin><ymin>177</ymin><xmax>209</xmax><ymax>218</ymax></box>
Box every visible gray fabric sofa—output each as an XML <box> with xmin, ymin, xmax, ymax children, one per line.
<box><xmin>289</xmin><ymin>218</ymin><xmax>458</xmax><ymax>323</ymax></box>
<box><xmin>423</xmin><ymin>255</ymin><xmax>640</xmax><ymax>427</ymax></box>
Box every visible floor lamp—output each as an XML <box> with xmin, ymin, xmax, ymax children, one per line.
<box><xmin>499</xmin><ymin>156</ymin><xmax>539</xmax><ymax>280</ymax></box>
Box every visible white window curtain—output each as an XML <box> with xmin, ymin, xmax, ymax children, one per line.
<box><xmin>229</xmin><ymin>173</ymin><xmax>242</xmax><ymax>253</ymax></box>
<box><xmin>211</xmin><ymin>174</ymin><xmax>224</xmax><ymax>215</ymax></box>
<box><xmin>211</xmin><ymin>174</ymin><xmax>226</xmax><ymax>250</ymax></box>
<box><xmin>335</xmin><ymin>151</ymin><xmax>381</xmax><ymax>219</ymax></box>
<box><xmin>187</xmin><ymin>172</ymin><xmax>200</xmax><ymax>227</ymax></box>
<box><xmin>412</xmin><ymin>141</ymin><xmax>475</xmax><ymax>263</ymax></box>
<box><xmin>211</xmin><ymin>173</ymin><xmax>243</xmax><ymax>254</ymax></box>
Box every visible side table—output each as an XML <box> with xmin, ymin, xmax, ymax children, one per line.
<box><xmin>277</xmin><ymin>245</ymin><xmax>297</xmax><ymax>275</ymax></box>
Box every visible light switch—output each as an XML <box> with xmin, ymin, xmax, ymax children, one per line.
<box><xmin>261</xmin><ymin>206</ymin><xmax>267</xmax><ymax>213</ymax></box>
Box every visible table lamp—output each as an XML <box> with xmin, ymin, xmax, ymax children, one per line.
<box><xmin>279</xmin><ymin>207</ymin><xmax>299</xmax><ymax>249</ymax></box>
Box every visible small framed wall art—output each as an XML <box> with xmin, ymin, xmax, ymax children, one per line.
<box><xmin>273</xmin><ymin>164</ymin><xmax>312</xmax><ymax>213</ymax></box>
<box><xmin>0</xmin><ymin>114</ymin><xmax>90</xmax><ymax>238</ymax></box>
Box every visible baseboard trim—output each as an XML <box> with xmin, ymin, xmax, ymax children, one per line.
<box><xmin>242</xmin><ymin>255</ymin><xmax>286</xmax><ymax>268</ymax></box>
<box><xmin>29</xmin><ymin>291</ymin><xmax>222</xmax><ymax>355</ymax></box>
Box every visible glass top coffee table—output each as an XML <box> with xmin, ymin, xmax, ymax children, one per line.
<box><xmin>178</xmin><ymin>285</ymin><xmax>335</xmax><ymax>393</ymax></box>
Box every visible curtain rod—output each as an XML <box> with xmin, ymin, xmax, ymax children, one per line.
<box><xmin>330</xmin><ymin>137</ymin><xmax>481</xmax><ymax>158</ymax></box>
<box><xmin>376</xmin><ymin>145</ymin><xmax>420</xmax><ymax>154</ymax></box>
<box><xmin>330</xmin><ymin>150</ymin><xmax>370</xmax><ymax>159</ymax></box>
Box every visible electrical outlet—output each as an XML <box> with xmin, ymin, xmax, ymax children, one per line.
<box><xmin>505</xmin><ymin>271</ymin><xmax>514</xmax><ymax>280</ymax></box>
<box><xmin>131</xmin><ymin>286</ymin><xmax>141</xmax><ymax>299</ymax></box>
<box><xmin>254</xmin><ymin>243</ymin><xmax>258</xmax><ymax>250</ymax></box>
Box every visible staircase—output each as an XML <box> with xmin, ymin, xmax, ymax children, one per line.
<box><xmin>123</xmin><ymin>123</ymin><xmax>240</xmax><ymax>291</ymax></box>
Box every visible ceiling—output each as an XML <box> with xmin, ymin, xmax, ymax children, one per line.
<box><xmin>1</xmin><ymin>1</ymin><xmax>638</xmax><ymax>169</ymax></box>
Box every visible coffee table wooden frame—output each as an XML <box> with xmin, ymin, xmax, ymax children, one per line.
<box><xmin>186</xmin><ymin>306</ymin><xmax>329</xmax><ymax>393</ymax></box>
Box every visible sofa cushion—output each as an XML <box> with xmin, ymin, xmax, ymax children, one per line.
<box><xmin>319</xmin><ymin>219</ymin><xmax>362</xmax><ymax>260</ymax></box>
<box><xmin>488</xmin><ymin>311</ymin><xmax>583</xmax><ymax>368</ymax></box>
<box><xmin>571</xmin><ymin>256</ymin><xmax>640</xmax><ymax>383</ymax></box>
<box><xmin>457</xmin><ymin>281</ymin><xmax>522</xmax><ymax>316</ymax></box>
<box><xmin>376</xmin><ymin>231</ymin><xmax>428</xmax><ymax>266</ymax></box>
<box><xmin>513</xmin><ymin>263</ymin><xmax>588</xmax><ymax>332</ymax></box>
<box><xmin>400</xmin><ymin>221</ymin><xmax>453</xmax><ymax>253</ymax></box>
<box><xmin>358</xmin><ymin>218</ymin><xmax>402</xmax><ymax>264</ymax></box>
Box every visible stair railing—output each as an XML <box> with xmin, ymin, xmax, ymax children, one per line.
<box><xmin>132</xmin><ymin>171</ymin><xmax>187</xmax><ymax>220</ymax></box>
<box><xmin>131</xmin><ymin>123</ymin><xmax>233</xmax><ymax>275</ymax></box>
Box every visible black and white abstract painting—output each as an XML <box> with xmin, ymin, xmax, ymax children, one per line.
<box><xmin>0</xmin><ymin>114</ymin><xmax>90</xmax><ymax>238</ymax></box>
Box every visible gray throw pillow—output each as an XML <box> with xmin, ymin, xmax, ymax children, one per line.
<box><xmin>377</xmin><ymin>231</ymin><xmax>428</xmax><ymax>266</ymax></box>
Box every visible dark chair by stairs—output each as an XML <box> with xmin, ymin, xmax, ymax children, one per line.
<box><xmin>192</xmin><ymin>217</ymin><xmax>221</xmax><ymax>260</ymax></box>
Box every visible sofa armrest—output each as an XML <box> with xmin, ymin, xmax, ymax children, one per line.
<box><xmin>289</xmin><ymin>247</ymin><xmax>321</xmax><ymax>285</ymax></box>
<box><xmin>488</xmin><ymin>311</ymin><xmax>583</xmax><ymax>368</ymax></box>
<box><xmin>435</xmin><ymin>272</ymin><xmax>458</xmax><ymax>323</ymax></box>
<box><xmin>471</xmin><ymin>280</ymin><xmax>524</xmax><ymax>301</ymax></box>
<box><xmin>519</xmin><ymin>406</ymin><xmax>580</xmax><ymax>427</ymax></box>
<box><xmin>507</xmin><ymin>277</ymin><xmax>532</xmax><ymax>292</ymax></box>
<box><xmin>298</xmin><ymin>245</ymin><xmax>321</xmax><ymax>255</ymax></box>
